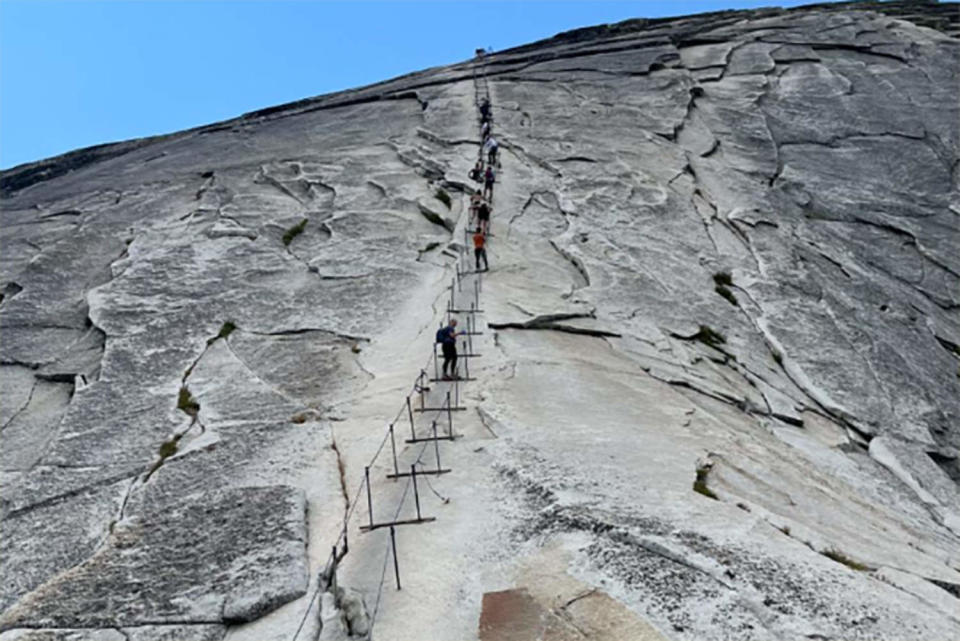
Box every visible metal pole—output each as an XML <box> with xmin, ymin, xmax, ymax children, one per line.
<box><xmin>390</xmin><ymin>526</ymin><xmax>401</xmax><ymax>590</ymax></box>
<box><xmin>389</xmin><ymin>424</ymin><xmax>399</xmax><ymax>479</ymax></box>
<box><xmin>433</xmin><ymin>345</ymin><xmax>439</xmax><ymax>382</ymax></box>
<box><xmin>463</xmin><ymin>340</ymin><xmax>470</xmax><ymax>379</ymax></box>
<box><xmin>447</xmin><ymin>391</ymin><xmax>453</xmax><ymax>437</ymax></box>
<box><xmin>411</xmin><ymin>464</ymin><xmax>422</xmax><ymax>520</ymax></box>
<box><xmin>433</xmin><ymin>421</ymin><xmax>442</xmax><ymax>473</ymax></box>
<box><xmin>407</xmin><ymin>396</ymin><xmax>417</xmax><ymax>438</ymax></box>
<box><xmin>365</xmin><ymin>466</ymin><xmax>374</xmax><ymax>529</ymax></box>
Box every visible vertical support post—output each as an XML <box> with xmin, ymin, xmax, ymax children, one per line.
<box><xmin>407</xmin><ymin>396</ymin><xmax>416</xmax><ymax>438</ymax></box>
<box><xmin>455</xmin><ymin>371</ymin><xmax>460</xmax><ymax>407</ymax></box>
<box><xmin>433</xmin><ymin>344</ymin><xmax>439</xmax><ymax>382</ymax></box>
<box><xmin>389</xmin><ymin>424</ymin><xmax>399</xmax><ymax>479</ymax></box>
<box><xmin>365</xmin><ymin>466</ymin><xmax>374</xmax><ymax>529</ymax></box>
<box><xmin>390</xmin><ymin>526</ymin><xmax>401</xmax><ymax>590</ymax></box>
<box><xmin>433</xmin><ymin>421</ymin><xmax>442</xmax><ymax>472</ymax></box>
<box><xmin>411</xmin><ymin>464</ymin><xmax>422</xmax><ymax>520</ymax></box>
<box><xmin>463</xmin><ymin>340</ymin><xmax>470</xmax><ymax>379</ymax></box>
<box><xmin>447</xmin><ymin>390</ymin><xmax>454</xmax><ymax>437</ymax></box>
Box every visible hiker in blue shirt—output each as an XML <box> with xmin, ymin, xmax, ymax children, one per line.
<box><xmin>436</xmin><ymin>319</ymin><xmax>460</xmax><ymax>380</ymax></box>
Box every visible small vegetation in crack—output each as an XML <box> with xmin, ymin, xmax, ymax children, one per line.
<box><xmin>713</xmin><ymin>272</ymin><xmax>738</xmax><ymax>306</ymax></box>
<box><xmin>778</xmin><ymin>525</ymin><xmax>791</xmax><ymax>537</ymax></box>
<box><xmin>435</xmin><ymin>188</ymin><xmax>452</xmax><ymax>209</ymax></box>
<box><xmin>282</xmin><ymin>218</ymin><xmax>308</xmax><ymax>246</ymax></box>
<box><xmin>821</xmin><ymin>548</ymin><xmax>870</xmax><ymax>572</ymax></box>
<box><xmin>693</xmin><ymin>463</ymin><xmax>718</xmax><ymax>500</ymax></box>
<box><xmin>693</xmin><ymin>324</ymin><xmax>726</xmax><ymax>348</ymax></box>
<box><xmin>772</xmin><ymin>349</ymin><xmax>783</xmax><ymax>366</ymax></box>
<box><xmin>158</xmin><ymin>438</ymin><xmax>179</xmax><ymax>459</ymax></box>
<box><xmin>145</xmin><ymin>434</ymin><xmax>183</xmax><ymax>481</ymax></box>
<box><xmin>207</xmin><ymin>321</ymin><xmax>236</xmax><ymax>345</ymax></box>
<box><xmin>177</xmin><ymin>386</ymin><xmax>200</xmax><ymax>417</ymax></box>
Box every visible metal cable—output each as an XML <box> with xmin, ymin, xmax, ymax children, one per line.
<box><xmin>298</xmin><ymin>68</ymin><xmax>490</xmax><ymax>639</ymax></box>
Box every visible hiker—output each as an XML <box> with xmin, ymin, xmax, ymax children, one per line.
<box><xmin>480</xmin><ymin>120</ymin><xmax>490</xmax><ymax>142</ymax></box>
<box><xmin>469</xmin><ymin>189</ymin><xmax>484</xmax><ymax>226</ymax></box>
<box><xmin>477</xmin><ymin>200</ymin><xmax>491</xmax><ymax>234</ymax></box>
<box><xmin>484</xmin><ymin>137</ymin><xmax>499</xmax><ymax>165</ymax></box>
<box><xmin>483</xmin><ymin>166</ymin><xmax>496</xmax><ymax>201</ymax></box>
<box><xmin>473</xmin><ymin>230</ymin><xmax>489</xmax><ymax>272</ymax></box>
<box><xmin>468</xmin><ymin>160</ymin><xmax>483</xmax><ymax>183</ymax></box>
<box><xmin>436</xmin><ymin>319</ymin><xmax>459</xmax><ymax>379</ymax></box>
<box><xmin>479</xmin><ymin>98</ymin><xmax>490</xmax><ymax>120</ymax></box>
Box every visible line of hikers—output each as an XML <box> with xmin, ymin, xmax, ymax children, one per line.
<box><xmin>436</xmin><ymin>94</ymin><xmax>499</xmax><ymax>379</ymax></box>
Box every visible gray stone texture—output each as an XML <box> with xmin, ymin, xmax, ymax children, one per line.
<box><xmin>1</xmin><ymin>2</ymin><xmax>958</xmax><ymax>639</ymax></box>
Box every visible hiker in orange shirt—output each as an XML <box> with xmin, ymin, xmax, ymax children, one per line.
<box><xmin>473</xmin><ymin>230</ymin><xmax>489</xmax><ymax>272</ymax></box>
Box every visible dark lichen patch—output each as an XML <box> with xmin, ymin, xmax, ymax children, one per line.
<box><xmin>693</xmin><ymin>464</ymin><xmax>718</xmax><ymax>500</ymax></box>
<box><xmin>693</xmin><ymin>325</ymin><xmax>726</xmax><ymax>348</ymax></box>
<box><xmin>821</xmin><ymin>548</ymin><xmax>870</xmax><ymax>572</ymax></box>
<box><xmin>282</xmin><ymin>218</ymin><xmax>308</xmax><ymax>246</ymax></box>
<box><xmin>713</xmin><ymin>272</ymin><xmax>738</xmax><ymax>306</ymax></box>
<box><xmin>177</xmin><ymin>386</ymin><xmax>200</xmax><ymax>417</ymax></box>
<box><xmin>435</xmin><ymin>188</ymin><xmax>452</xmax><ymax>209</ymax></box>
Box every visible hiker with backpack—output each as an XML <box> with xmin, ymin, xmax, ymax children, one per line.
<box><xmin>483</xmin><ymin>165</ymin><xmax>496</xmax><ymax>201</ymax></box>
<box><xmin>436</xmin><ymin>319</ymin><xmax>460</xmax><ymax>380</ymax></box>
<box><xmin>469</xmin><ymin>190</ymin><xmax>484</xmax><ymax>227</ymax></box>
<box><xmin>473</xmin><ymin>230</ymin><xmax>489</xmax><ymax>272</ymax></box>
<box><xmin>484</xmin><ymin>137</ymin><xmax>499</xmax><ymax>166</ymax></box>
<box><xmin>479</xmin><ymin>98</ymin><xmax>491</xmax><ymax>121</ymax></box>
<box><xmin>480</xmin><ymin>120</ymin><xmax>490</xmax><ymax>142</ymax></box>
<box><xmin>468</xmin><ymin>160</ymin><xmax>484</xmax><ymax>183</ymax></box>
<box><xmin>476</xmin><ymin>200</ymin><xmax>491</xmax><ymax>234</ymax></box>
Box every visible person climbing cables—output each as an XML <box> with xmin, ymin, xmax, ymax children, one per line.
<box><xmin>436</xmin><ymin>318</ymin><xmax>459</xmax><ymax>380</ymax></box>
<box><xmin>480</xmin><ymin>120</ymin><xmax>490</xmax><ymax>142</ymax></box>
<box><xmin>473</xmin><ymin>230</ymin><xmax>489</xmax><ymax>272</ymax></box>
<box><xmin>477</xmin><ymin>200</ymin><xmax>491</xmax><ymax>234</ymax></box>
<box><xmin>469</xmin><ymin>189</ymin><xmax>484</xmax><ymax>227</ymax></box>
<box><xmin>468</xmin><ymin>160</ymin><xmax>483</xmax><ymax>183</ymax></box>
<box><xmin>484</xmin><ymin>136</ymin><xmax>499</xmax><ymax>166</ymax></box>
<box><xmin>483</xmin><ymin>166</ymin><xmax>496</xmax><ymax>201</ymax></box>
<box><xmin>479</xmin><ymin>98</ymin><xmax>491</xmax><ymax>121</ymax></box>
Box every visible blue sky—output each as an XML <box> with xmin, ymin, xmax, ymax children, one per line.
<box><xmin>1</xmin><ymin>1</ymin><xmax>820</xmax><ymax>169</ymax></box>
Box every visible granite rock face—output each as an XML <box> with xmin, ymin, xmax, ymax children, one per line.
<box><xmin>1</xmin><ymin>2</ymin><xmax>958</xmax><ymax>640</ymax></box>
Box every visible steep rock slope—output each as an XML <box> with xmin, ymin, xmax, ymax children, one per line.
<box><xmin>1</xmin><ymin>2</ymin><xmax>958</xmax><ymax>640</ymax></box>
